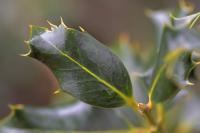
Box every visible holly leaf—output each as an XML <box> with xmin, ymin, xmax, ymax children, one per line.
<box><xmin>148</xmin><ymin>3</ymin><xmax>200</xmax><ymax>103</ymax></box>
<box><xmin>25</xmin><ymin>23</ymin><xmax>133</xmax><ymax>108</ymax></box>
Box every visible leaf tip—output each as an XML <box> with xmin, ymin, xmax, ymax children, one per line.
<box><xmin>20</xmin><ymin>50</ymin><xmax>31</xmax><ymax>57</ymax></box>
<box><xmin>60</xmin><ymin>17</ymin><xmax>67</xmax><ymax>28</ymax></box>
<box><xmin>54</xmin><ymin>89</ymin><xmax>61</xmax><ymax>95</ymax></box>
<box><xmin>20</xmin><ymin>41</ymin><xmax>31</xmax><ymax>56</ymax></box>
<box><xmin>78</xmin><ymin>26</ymin><xmax>85</xmax><ymax>32</ymax></box>
<box><xmin>47</xmin><ymin>20</ymin><xmax>58</xmax><ymax>30</ymax></box>
<box><xmin>185</xmin><ymin>80</ymin><xmax>194</xmax><ymax>86</ymax></box>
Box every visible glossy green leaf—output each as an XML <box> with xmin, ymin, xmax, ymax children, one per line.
<box><xmin>26</xmin><ymin>24</ymin><xmax>132</xmax><ymax>108</ymax></box>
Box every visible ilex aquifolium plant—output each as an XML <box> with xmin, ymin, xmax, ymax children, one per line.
<box><xmin>0</xmin><ymin>1</ymin><xmax>200</xmax><ymax>133</ymax></box>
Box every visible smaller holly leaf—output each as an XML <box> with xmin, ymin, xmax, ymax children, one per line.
<box><xmin>150</xmin><ymin>47</ymin><xmax>200</xmax><ymax>103</ymax></box>
<box><xmin>147</xmin><ymin>3</ymin><xmax>200</xmax><ymax>103</ymax></box>
<box><xmin>25</xmin><ymin>23</ymin><xmax>133</xmax><ymax>108</ymax></box>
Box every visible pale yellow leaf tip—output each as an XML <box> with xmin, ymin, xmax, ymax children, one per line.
<box><xmin>47</xmin><ymin>20</ymin><xmax>57</xmax><ymax>30</ymax></box>
<box><xmin>54</xmin><ymin>89</ymin><xmax>61</xmax><ymax>94</ymax></box>
<box><xmin>20</xmin><ymin>50</ymin><xmax>31</xmax><ymax>57</ymax></box>
<box><xmin>186</xmin><ymin>80</ymin><xmax>194</xmax><ymax>85</ymax></box>
<box><xmin>24</xmin><ymin>40</ymin><xmax>29</xmax><ymax>44</ymax></box>
<box><xmin>60</xmin><ymin>17</ymin><xmax>67</xmax><ymax>28</ymax></box>
<box><xmin>20</xmin><ymin>40</ymin><xmax>31</xmax><ymax>56</ymax></box>
<box><xmin>79</xmin><ymin>26</ymin><xmax>85</xmax><ymax>32</ymax></box>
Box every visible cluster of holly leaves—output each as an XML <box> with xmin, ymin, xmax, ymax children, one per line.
<box><xmin>0</xmin><ymin>1</ymin><xmax>200</xmax><ymax>133</ymax></box>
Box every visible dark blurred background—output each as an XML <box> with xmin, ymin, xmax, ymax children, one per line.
<box><xmin>0</xmin><ymin>0</ymin><xmax>200</xmax><ymax>117</ymax></box>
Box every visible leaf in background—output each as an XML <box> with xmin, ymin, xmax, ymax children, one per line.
<box><xmin>110</xmin><ymin>33</ymin><xmax>153</xmax><ymax>104</ymax></box>
<box><xmin>1</xmin><ymin>110</ymin><xmax>146</xmax><ymax>133</ymax></box>
<box><xmin>110</xmin><ymin>33</ymin><xmax>144</xmax><ymax>73</ymax></box>
<box><xmin>14</xmin><ymin>102</ymin><xmax>92</xmax><ymax>130</ymax></box>
<box><xmin>171</xmin><ymin>12</ymin><xmax>200</xmax><ymax>29</ymax></box>
<box><xmin>0</xmin><ymin>102</ymin><xmax>144</xmax><ymax>133</ymax></box>
<box><xmin>25</xmin><ymin>23</ymin><xmax>133</xmax><ymax>108</ymax></box>
<box><xmin>12</xmin><ymin>102</ymin><xmax>133</xmax><ymax>131</ymax></box>
<box><xmin>146</xmin><ymin>0</ymin><xmax>193</xmax><ymax>49</ymax></box>
<box><xmin>147</xmin><ymin>1</ymin><xmax>200</xmax><ymax>103</ymax></box>
<box><xmin>13</xmin><ymin>95</ymin><xmax>144</xmax><ymax>131</ymax></box>
<box><xmin>146</xmin><ymin>10</ymin><xmax>170</xmax><ymax>49</ymax></box>
<box><xmin>131</xmin><ymin>72</ymin><xmax>151</xmax><ymax>104</ymax></box>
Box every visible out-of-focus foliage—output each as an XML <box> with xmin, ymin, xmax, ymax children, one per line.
<box><xmin>1</xmin><ymin>1</ymin><xmax>200</xmax><ymax>133</ymax></box>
